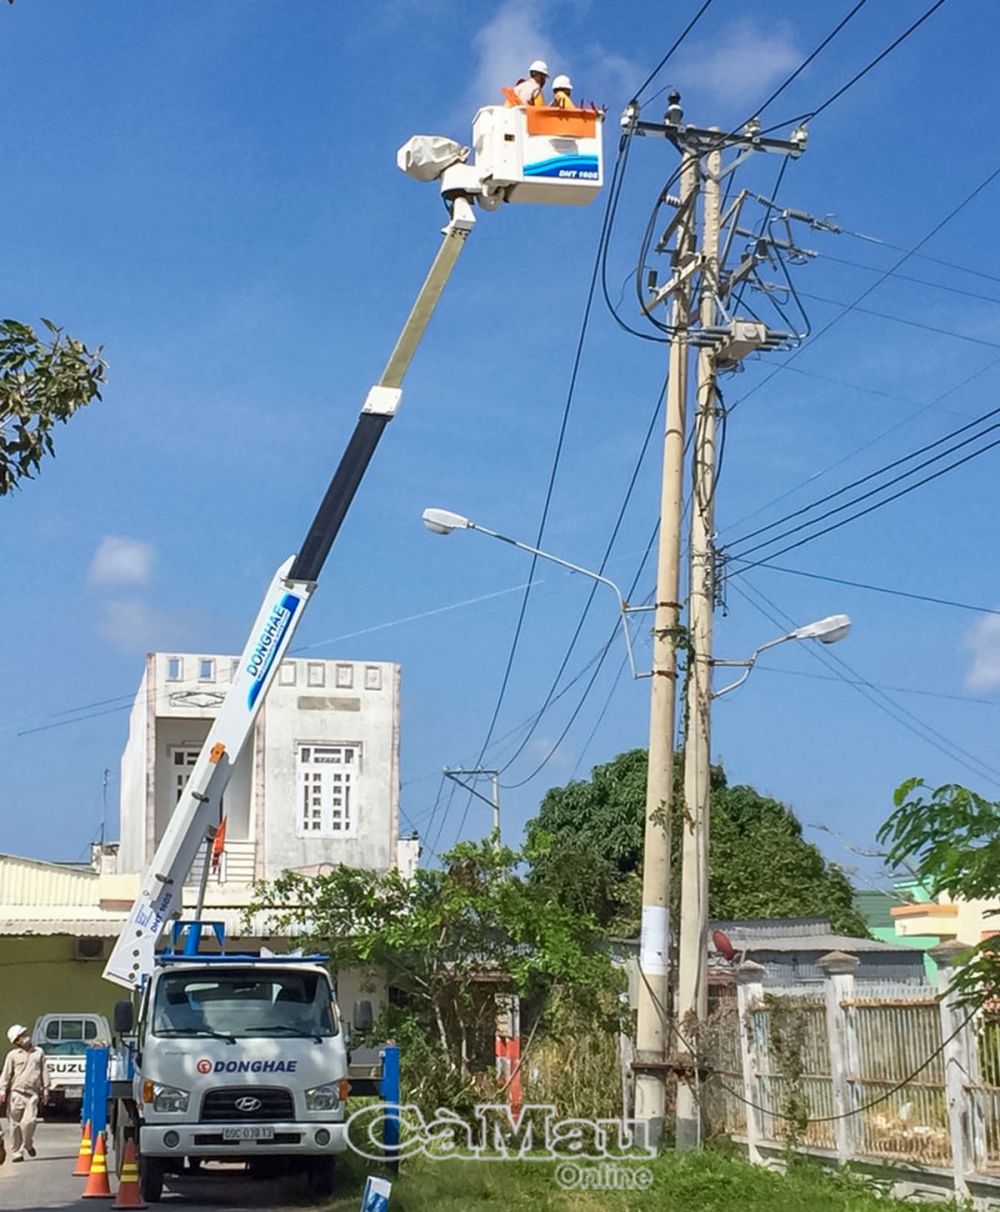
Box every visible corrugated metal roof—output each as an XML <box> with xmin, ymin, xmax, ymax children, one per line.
<box><xmin>0</xmin><ymin>852</ymin><xmax>101</xmax><ymax>907</ymax></box>
<box><xmin>0</xmin><ymin>909</ymin><xmax>298</xmax><ymax>939</ymax></box>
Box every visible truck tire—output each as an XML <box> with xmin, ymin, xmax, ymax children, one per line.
<box><xmin>305</xmin><ymin>1157</ymin><xmax>336</xmax><ymax>1198</ymax></box>
<box><xmin>140</xmin><ymin>1157</ymin><xmax>165</xmax><ymax>1204</ymax></box>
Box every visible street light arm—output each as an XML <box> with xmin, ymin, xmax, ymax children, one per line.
<box><xmin>421</xmin><ymin>508</ymin><xmax>640</xmax><ymax>678</ymax></box>
<box><xmin>711</xmin><ymin>614</ymin><xmax>851</xmax><ymax>699</ymax></box>
<box><xmin>467</xmin><ymin>522</ymin><xmax>640</xmax><ymax>680</ymax></box>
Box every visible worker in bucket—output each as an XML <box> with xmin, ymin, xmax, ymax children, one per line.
<box><xmin>551</xmin><ymin>74</ymin><xmax>576</xmax><ymax>109</ymax></box>
<box><xmin>0</xmin><ymin>1025</ymin><xmax>49</xmax><ymax>1162</ymax></box>
<box><xmin>510</xmin><ymin>58</ymin><xmax>549</xmax><ymax>106</ymax></box>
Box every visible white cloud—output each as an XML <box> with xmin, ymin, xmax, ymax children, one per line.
<box><xmin>88</xmin><ymin>536</ymin><xmax>154</xmax><ymax>587</ymax></box>
<box><xmin>467</xmin><ymin>0</ymin><xmax>558</xmax><ymax>113</ymax></box>
<box><xmin>963</xmin><ymin>615</ymin><xmax>1000</xmax><ymax>692</ymax></box>
<box><xmin>96</xmin><ymin>599</ymin><xmax>198</xmax><ymax>655</ymax></box>
<box><xmin>673</xmin><ymin>20</ymin><xmax>802</xmax><ymax>106</ymax></box>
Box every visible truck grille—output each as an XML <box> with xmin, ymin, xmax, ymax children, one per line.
<box><xmin>200</xmin><ymin>1087</ymin><xmax>294</xmax><ymax>1122</ymax></box>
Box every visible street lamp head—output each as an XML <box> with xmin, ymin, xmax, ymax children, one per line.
<box><xmin>789</xmin><ymin>613</ymin><xmax>851</xmax><ymax>644</ymax></box>
<box><xmin>422</xmin><ymin>507</ymin><xmax>472</xmax><ymax>536</ymax></box>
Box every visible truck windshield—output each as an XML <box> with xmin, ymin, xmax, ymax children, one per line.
<box><xmin>151</xmin><ymin>969</ymin><xmax>337</xmax><ymax>1040</ymax></box>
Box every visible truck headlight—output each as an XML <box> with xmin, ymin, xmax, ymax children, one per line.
<box><xmin>152</xmin><ymin>1083</ymin><xmax>189</xmax><ymax>1113</ymax></box>
<box><xmin>304</xmin><ymin>1080</ymin><xmax>344</xmax><ymax>1112</ymax></box>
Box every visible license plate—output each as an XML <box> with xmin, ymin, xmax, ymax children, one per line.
<box><xmin>222</xmin><ymin>1126</ymin><xmax>274</xmax><ymax>1142</ymax></box>
<box><xmin>63</xmin><ymin>1087</ymin><xmax>84</xmax><ymax>1099</ymax></box>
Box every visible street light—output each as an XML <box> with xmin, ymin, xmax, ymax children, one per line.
<box><xmin>421</xmin><ymin>507</ymin><xmax>642</xmax><ymax>679</ymax></box>
<box><xmin>710</xmin><ymin>613</ymin><xmax>851</xmax><ymax>698</ymax></box>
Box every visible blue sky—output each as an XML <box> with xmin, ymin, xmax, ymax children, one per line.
<box><xmin>3</xmin><ymin>1</ymin><xmax>999</xmax><ymax>892</ymax></box>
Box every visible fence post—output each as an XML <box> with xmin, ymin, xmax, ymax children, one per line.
<box><xmin>931</xmin><ymin>940</ymin><xmax>982</xmax><ymax>1197</ymax></box>
<box><xmin>817</xmin><ymin>950</ymin><xmax>859</xmax><ymax>1165</ymax></box>
<box><xmin>735</xmin><ymin>960</ymin><xmax>766</xmax><ymax>1164</ymax></box>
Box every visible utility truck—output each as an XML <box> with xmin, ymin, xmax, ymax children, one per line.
<box><xmin>100</xmin><ymin>102</ymin><xmax>604</xmax><ymax>1203</ymax></box>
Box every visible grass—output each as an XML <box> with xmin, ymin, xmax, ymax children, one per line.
<box><xmin>325</xmin><ymin>1147</ymin><xmax>960</xmax><ymax>1211</ymax></box>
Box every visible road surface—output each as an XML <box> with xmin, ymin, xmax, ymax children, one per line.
<box><xmin>0</xmin><ymin>1121</ymin><xmax>336</xmax><ymax>1211</ymax></box>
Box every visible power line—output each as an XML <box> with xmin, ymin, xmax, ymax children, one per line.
<box><xmin>819</xmin><ymin>250</ymin><xmax>1000</xmax><ymax>308</ymax></box>
<box><xmin>797</xmin><ymin>289</ymin><xmax>1000</xmax><ymax>351</ymax></box>
<box><xmin>724</xmin><ymin>403</ymin><xmax>1000</xmax><ymax>553</ymax></box>
<box><xmin>632</xmin><ymin>0</ymin><xmax>715</xmax><ymax>102</ymax></box>
<box><xmin>731</xmin><ymin>157</ymin><xmax>1000</xmax><ymax>416</ymax></box>
<box><xmin>725</xmin><ymin>351</ymin><xmax>1000</xmax><ymax>534</ymax></box>
<box><xmin>759</xmin><ymin>0</ymin><xmax>951</xmax><ymax>134</ymax></box>
<box><xmin>494</xmin><ymin>384</ymin><xmax>665</xmax><ymax>774</ymax></box>
<box><xmin>727</xmin><ymin>428</ymin><xmax>1000</xmax><ymax>570</ymax></box>
<box><xmin>754</xmin><ymin>664</ymin><xmax>1000</xmax><ymax>709</ymax></box>
<box><xmin>748</xmin><ymin>560</ymin><xmax>1000</xmax><ymax>620</ymax></box>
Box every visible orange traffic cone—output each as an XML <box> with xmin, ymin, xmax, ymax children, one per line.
<box><xmin>111</xmin><ymin>1139</ymin><xmax>146</xmax><ymax>1209</ymax></box>
<box><xmin>82</xmin><ymin>1131</ymin><xmax>113</xmax><ymax>1199</ymax></box>
<box><xmin>73</xmin><ymin>1120</ymin><xmax>94</xmax><ymax>1177</ymax></box>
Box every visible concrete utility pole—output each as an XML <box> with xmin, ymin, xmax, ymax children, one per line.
<box><xmin>674</xmin><ymin>138</ymin><xmax>722</xmax><ymax>1151</ymax></box>
<box><xmin>633</xmin><ymin>145</ymin><xmax>699</xmax><ymax>1144</ymax></box>
<box><xmin>627</xmin><ymin>95</ymin><xmax>808</xmax><ymax>1147</ymax></box>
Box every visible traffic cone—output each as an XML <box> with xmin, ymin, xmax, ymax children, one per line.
<box><xmin>82</xmin><ymin>1131</ymin><xmax>113</xmax><ymax>1199</ymax></box>
<box><xmin>73</xmin><ymin>1119</ymin><xmax>94</xmax><ymax>1177</ymax></box>
<box><xmin>111</xmin><ymin>1140</ymin><xmax>146</xmax><ymax>1209</ymax></box>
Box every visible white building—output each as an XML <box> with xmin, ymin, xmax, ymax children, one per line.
<box><xmin>119</xmin><ymin>652</ymin><xmax>415</xmax><ymax>891</ymax></box>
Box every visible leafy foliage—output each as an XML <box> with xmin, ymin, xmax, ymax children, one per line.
<box><xmin>0</xmin><ymin>318</ymin><xmax>107</xmax><ymax>495</ymax></box>
<box><xmin>252</xmin><ymin>838</ymin><xmax>617</xmax><ymax>1086</ymax></box>
<box><xmin>879</xmin><ymin>777</ymin><xmax>1000</xmax><ymax>1002</ymax></box>
<box><xmin>527</xmin><ymin>748</ymin><xmax>867</xmax><ymax>936</ymax></box>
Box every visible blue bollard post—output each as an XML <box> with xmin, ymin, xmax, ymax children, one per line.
<box><xmin>379</xmin><ymin>1044</ymin><xmax>400</xmax><ymax>1173</ymax></box>
<box><xmin>89</xmin><ymin>1046</ymin><xmax>110</xmax><ymax>1139</ymax></box>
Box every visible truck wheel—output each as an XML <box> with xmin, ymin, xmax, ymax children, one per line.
<box><xmin>140</xmin><ymin>1157</ymin><xmax>165</xmax><ymax>1204</ymax></box>
<box><xmin>306</xmin><ymin>1157</ymin><xmax>336</xmax><ymax>1198</ymax></box>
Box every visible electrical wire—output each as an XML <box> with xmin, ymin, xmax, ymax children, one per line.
<box><xmin>494</xmin><ymin>384</ymin><xmax>665</xmax><ymax>774</ymax></box>
<box><xmin>731</xmin><ymin>158</ymin><xmax>1000</xmax><ymax>418</ymax></box>
<box><xmin>724</xmin><ymin>402</ymin><xmax>1000</xmax><ymax>552</ymax></box>
<box><xmin>758</xmin><ymin>0</ymin><xmax>951</xmax><ymax>135</ymax></box>
<box><xmin>754</xmin><ymin>663</ymin><xmax>1000</xmax><ymax>709</ymax></box>
<box><xmin>632</xmin><ymin>0</ymin><xmax>715</xmax><ymax>103</ymax></box>
<box><xmin>797</xmin><ymin>289</ymin><xmax>1000</xmax><ymax>351</ymax></box>
<box><xmin>819</xmin><ymin>250</ymin><xmax>1000</xmax><ymax>308</ymax></box>
<box><xmin>727</xmin><ymin>427</ymin><xmax>1000</xmax><ymax>571</ymax></box>
<box><xmin>748</xmin><ymin>560</ymin><xmax>1000</xmax><ymax>620</ymax></box>
<box><xmin>456</xmin><ymin>138</ymin><xmax>632</xmax><ymax>842</ymax></box>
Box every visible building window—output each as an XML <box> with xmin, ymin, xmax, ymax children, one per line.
<box><xmin>335</xmin><ymin>663</ymin><xmax>354</xmax><ymax>689</ymax></box>
<box><xmin>166</xmin><ymin>657</ymin><xmax>183</xmax><ymax>681</ymax></box>
<box><xmin>307</xmin><ymin>662</ymin><xmax>325</xmax><ymax>688</ymax></box>
<box><xmin>199</xmin><ymin>658</ymin><xmax>215</xmax><ymax>682</ymax></box>
<box><xmin>364</xmin><ymin>665</ymin><xmax>382</xmax><ymax>691</ymax></box>
<box><xmin>279</xmin><ymin>661</ymin><xmax>297</xmax><ymax>687</ymax></box>
<box><xmin>296</xmin><ymin>744</ymin><xmax>359</xmax><ymax>837</ymax></box>
<box><xmin>171</xmin><ymin>747</ymin><xmax>199</xmax><ymax>802</ymax></box>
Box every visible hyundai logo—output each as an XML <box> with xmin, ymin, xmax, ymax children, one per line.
<box><xmin>235</xmin><ymin>1097</ymin><xmax>263</xmax><ymax>1113</ymax></box>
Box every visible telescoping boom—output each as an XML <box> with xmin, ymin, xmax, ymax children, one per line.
<box><xmin>103</xmin><ymin>103</ymin><xmax>605</xmax><ymax>990</ymax></box>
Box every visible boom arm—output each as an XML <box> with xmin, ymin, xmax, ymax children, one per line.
<box><xmin>104</xmin><ymin>200</ymin><xmax>476</xmax><ymax>989</ymax></box>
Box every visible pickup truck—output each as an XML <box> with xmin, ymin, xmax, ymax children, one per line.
<box><xmin>31</xmin><ymin>1013</ymin><xmax>111</xmax><ymax>1115</ymax></box>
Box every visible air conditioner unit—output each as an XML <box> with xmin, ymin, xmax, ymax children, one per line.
<box><xmin>74</xmin><ymin>937</ymin><xmax>105</xmax><ymax>961</ymax></box>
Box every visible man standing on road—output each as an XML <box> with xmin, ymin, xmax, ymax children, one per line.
<box><xmin>0</xmin><ymin>1025</ymin><xmax>49</xmax><ymax>1162</ymax></box>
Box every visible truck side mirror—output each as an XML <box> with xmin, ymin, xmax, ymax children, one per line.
<box><xmin>352</xmin><ymin>1000</ymin><xmax>373</xmax><ymax>1033</ymax></box>
<box><xmin>113</xmin><ymin>1000</ymin><xmax>134</xmax><ymax>1035</ymax></box>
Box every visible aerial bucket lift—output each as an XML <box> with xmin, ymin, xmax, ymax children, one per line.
<box><xmin>104</xmin><ymin>104</ymin><xmax>604</xmax><ymax>991</ymax></box>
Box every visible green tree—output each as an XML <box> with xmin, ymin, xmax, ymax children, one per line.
<box><xmin>527</xmin><ymin>748</ymin><xmax>867</xmax><ymax>936</ymax></box>
<box><xmin>0</xmin><ymin>318</ymin><xmax>106</xmax><ymax>495</ymax></box>
<box><xmin>253</xmin><ymin>838</ymin><xmax>616</xmax><ymax>1078</ymax></box>
<box><xmin>879</xmin><ymin>777</ymin><xmax>1000</xmax><ymax>1001</ymax></box>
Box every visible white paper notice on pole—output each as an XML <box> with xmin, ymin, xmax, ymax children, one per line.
<box><xmin>640</xmin><ymin>905</ymin><xmax>670</xmax><ymax>976</ymax></box>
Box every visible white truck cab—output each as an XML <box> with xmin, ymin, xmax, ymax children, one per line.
<box><xmin>32</xmin><ymin>1013</ymin><xmax>111</xmax><ymax>1114</ymax></box>
<box><xmin>121</xmin><ymin>954</ymin><xmax>348</xmax><ymax>1201</ymax></box>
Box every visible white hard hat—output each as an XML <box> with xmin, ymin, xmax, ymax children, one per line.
<box><xmin>7</xmin><ymin>1024</ymin><xmax>27</xmax><ymax>1044</ymax></box>
<box><xmin>528</xmin><ymin>59</ymin><xmax>549</xmax><ymax>76</ymax></box>
<box><xmin>552</xmin><ymin>74</ymin><xmax>573</xmax><ymax>91</ymax></box>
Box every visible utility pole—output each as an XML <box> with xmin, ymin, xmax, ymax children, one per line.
<box><xmin>632</xmin><ymin>142</ymin><xmax>699</xmax><ymax>1145</ymax></box>
<box><xmin>624</xmin><ymin>94</ymin><xmax>808</xmax><ymax>1148</ymax></box>
<box><xmin>443</xmin><ymin>767</ymin><xmax>500</xmax><ymax>838</ymax></box>
<box><xmin>674</xmin><ymin>137</ymin><xmax>722</xmax><ymax>1151</ymax></box>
